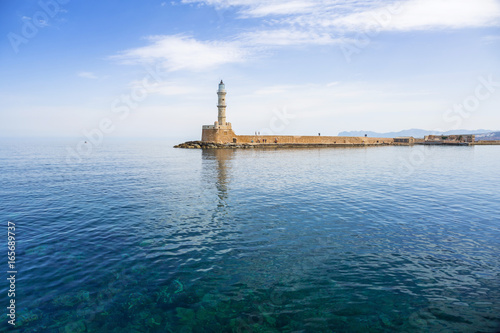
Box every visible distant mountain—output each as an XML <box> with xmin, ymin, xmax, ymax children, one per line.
<box><xmin>338</xmin><ymin>129</ymin><xmax>496</xmax><ymax>138</ymax></box>
<box><xmin>475</xmin><ymin>131</ymin><xmax>500</xmax><ymax>141</ymax></box>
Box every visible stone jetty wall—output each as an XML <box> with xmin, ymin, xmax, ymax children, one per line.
<box><xmin>201</xmin><ymin>128</ymin><xmax>394</xmax><ymax>145</ymax></box>
<box><xmin>234</xmin><ymin>135</ymin><xmax>393</xmax><ymax>145</ymax></box>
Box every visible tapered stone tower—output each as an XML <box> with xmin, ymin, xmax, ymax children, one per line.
<box><xmin>217</xmin><ymin>80</ymin><xmax>227</xmax><ymax>127</ymax></box>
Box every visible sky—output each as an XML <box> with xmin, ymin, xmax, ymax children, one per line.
<box><xmin>1</xmin><ymin>0</ymin><xmax>500</xmax><ymax>140</ymax></box>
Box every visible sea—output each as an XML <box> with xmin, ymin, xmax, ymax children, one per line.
<box><xmin>0</xmin><ymin>139</ymin><xmax>499</xmax><ymax>332</ymax></box>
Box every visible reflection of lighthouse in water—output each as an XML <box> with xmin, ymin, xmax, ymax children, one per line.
<box><xmin>202</xmin><ymin>148</ymin><xmax>234</xmax><ymax>204</ymax></box>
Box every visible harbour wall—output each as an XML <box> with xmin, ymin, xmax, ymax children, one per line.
<box><xmin>474</xmin><ymin>140</ymin><xmax>500</xmax><ymax>145</ymax></box>
<box><xmin>202</xmin><ymin>128</ymin><xmax>394</xmax><ymax>145</ymax></box>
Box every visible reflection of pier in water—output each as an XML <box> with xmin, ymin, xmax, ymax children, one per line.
<box><xmin>202</xmin><ymin>149</ymin><xmax>235</xmax><ymax>206</ymax></box>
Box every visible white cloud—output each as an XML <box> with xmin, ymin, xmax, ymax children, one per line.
<box><xmin>240</xmin><ymin>29</ymin><xmax>344</xmax><ymax>46</ymax></box>
<box><xmin>77</xmin><ymin>72</ymin><xmax>99</xmax><ymax>79</ymax></box>
<box><xmin>243</xmin><ymin>1</ymin><xmax>316</xmax><ymax>17</ymax></box>
<box><xmin>111</xmin><ymin>35</ymin><xmax>249</xmax><ymax>72</ymax></box>
<box><xmin>183</xmin><ymin>0</ymin><xmax>500</xmax><ymax>31</ymax></box>
<box><xmin>329</xmin><ymin>0</ymin><xmax>500</xmax><ymax>32</ymax></box>
<box><xmin>111</xmin><ymin>29</ymin><xmax>346</xmax><ymax>72</ymax></box>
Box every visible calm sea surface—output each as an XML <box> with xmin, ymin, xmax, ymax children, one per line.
<box><xmin>1</xmin><ymin>139</ymin><xmax>499</xmax><ymax>332</ymax></box>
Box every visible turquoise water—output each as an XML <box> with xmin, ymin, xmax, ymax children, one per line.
<box><xmin>1</xmin><ymin>140</ymin><xmax>499</xmax><ymax>332</ymax></box>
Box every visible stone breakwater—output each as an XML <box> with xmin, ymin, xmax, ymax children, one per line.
<box><xmin>174</xmin><ymin>141</ymin><xmax>254</xmax><ymax>149</ymax></box>
<box><xmin>174</xmin><ymin>141</ymin><xmax>393</xmax><ymax>149</ymax></box>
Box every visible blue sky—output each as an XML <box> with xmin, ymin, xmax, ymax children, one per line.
<box><xmin>1</xmin><ymin>0</ymin><xmax>500</xmax><ymax>139</ymax></box>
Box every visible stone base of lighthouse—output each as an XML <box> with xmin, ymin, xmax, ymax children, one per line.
<box><xmin>201</xmin><ymin>123</ymin><xmax>237</xmax><ymax>143</ymax></box>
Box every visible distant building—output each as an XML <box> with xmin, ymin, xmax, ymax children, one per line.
<box><xmin>394</xmin><ymin>137</ymin><xmax>415</xmax><ymax>145</ymax></box>
<box><xmin>423</xmin><ymin>135</ymin><xmax>475</xmax><ymax>145</ymax></box>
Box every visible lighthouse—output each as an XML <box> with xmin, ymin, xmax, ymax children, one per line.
<box><xmin>201</xmin><ymin>80</ymin><xmax>234</xmax><ymax>143</ymax></box>
<box><xmin>217</xmin><ymin>80</ymin><xmax>227</xmax><ymax>127</ymax></box>
<box><xmin>211</xmin><ymin>80</ymin><xmax>231</xmax><ymax>130</ymax></box>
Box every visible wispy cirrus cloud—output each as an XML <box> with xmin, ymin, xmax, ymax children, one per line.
<box><xmin>111</xmin><ymin>35</ymin><xmax>249</xmax><ymax>72</ymax></box>
<box><xmin>77</xmin><ymin>71</ymin><xmax>99</xmax><ymax>79</ymax></box>
<box><xmin>110</xmin><ymin>30</ymin><xmax>347</xmax><ymax>72</ymax></box>
<box><xmin>184</xmin><ymin>0</ymin><xmax>500</xmax><ymax>31</ymax></box>
<box><xmin>110</xmin><ymin>29</ymin><xmax>346</xmax><ymax>72</ymax></box>
<box><xmin>328</xmin><ymin>0</ymin><xmax>500</xmax><ymax>31</ymax></box>
<box><xmin>240</xmin><ymin>29</ymin><xmax>346</xmax><ymax>46</ymax></box>
<box><xmin>242</xmin><ymin>1</ymin><xmax>317</xmax><ymax>17</ymax></box>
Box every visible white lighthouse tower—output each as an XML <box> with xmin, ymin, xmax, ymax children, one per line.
<box><xmin>217</xmin><ymin>80</ymin><xmax>227</xmax><ymax>126</ymax></box>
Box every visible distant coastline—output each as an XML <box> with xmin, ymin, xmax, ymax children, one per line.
<box><xmin>339</xmin><ymin>129</ymin><xmax>500</xmax><ymax>140</ymax></box>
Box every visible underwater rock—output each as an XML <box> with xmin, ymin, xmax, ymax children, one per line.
<box><xmin>139</xmin><ymin>239</ymin><xmax>154</xmax><ymax>247</ymax></box>
<box><xmin>75</xmin><ymin>305</ymin><xmax>99</xmax><ymax>320</ymax></box>
<box><xmin>17</xmin><ymin>308</ymin><xmax>41</xmax><ymax>327</ymax></box>
<box><xmin>428</xmin><ymin>306</ymin><xmax>472</xmax><ymax>324</ymax></box>
<box><xmin>58</xmin><ymin>251</ymin><xmax>86</xmax><ymax>262</ymax></box>
<box><xmin>176</xmin><ymin>307</ymin><xmax>196</xmax><ymax>323</ymax></box>
<box><xmin>127</xmin><ymin>292</ymin><xmax>150</xmax><ymax>310</ymax></box>
<box><xmin>195</xmin><ymin>306</ymin><xmax>212</xmax><ymax>322</ymax></box>
<box><xmin>53</xmin><ymin>290</ymin><xmax>90</xmax><ymax>308</ymax></box>
<box><xmin>258</xmin><ymin>304</ymin><xmax>276</xmax><ymax>327</ymax></box>
<box><xmin>229</xmin><ymin>318</ymin><xmax>242</xmax><ymax>332</ymax></box>
<box><xmin>131</xmin><ymin>264</ymin><xmax>147</xmax><ymax>275</ymax></box>
<box><xmin>25</xmin><ymin>245</ymin><xmax>49</xmax><ymax>256</ymax></box>
<box><xmin>77</xmin><ymin>290</ymin><xmax>90</xmax><ymax>302</ymax></box>
<box><xmin>61</xmin><ymin>319</ymin><xmax>86</xmax><ymax>333</ymax></box>
<box><xmin>53</xmin><ymin>295</ymin><xmax>77</xmax><ymax>308</ymax></box>
<box><xmin>379</xmin><ymin>314</ymin><xmax>394</xmax><ymax>327</ymax></box>
<box><xmin>201</xmin><ymin>293</ymin><xmax>219</xmax><ymax>305</ymax></box>
<box><xmin>156</xmin><ymin>279</ymin><xmax>184</xmax><ymax>304</ymax></box>
<box><xmin>408</xmin><ymin>311</ymin><xmax>429</xmax><ymax>328</ymax></box>
<box><xmin>136</xmin><ymin>310</ymin><xmax>151</xmax><ymax>323</ymax></box>
<box><xmin>145</xmin><ymin>313</ymin><xmax>163</xmax><ymax>328</ymax></box>
<box><xmin>176</xmin><ymin>325</ymin><xmax>193</xmax><ymax>333</ymax></box>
